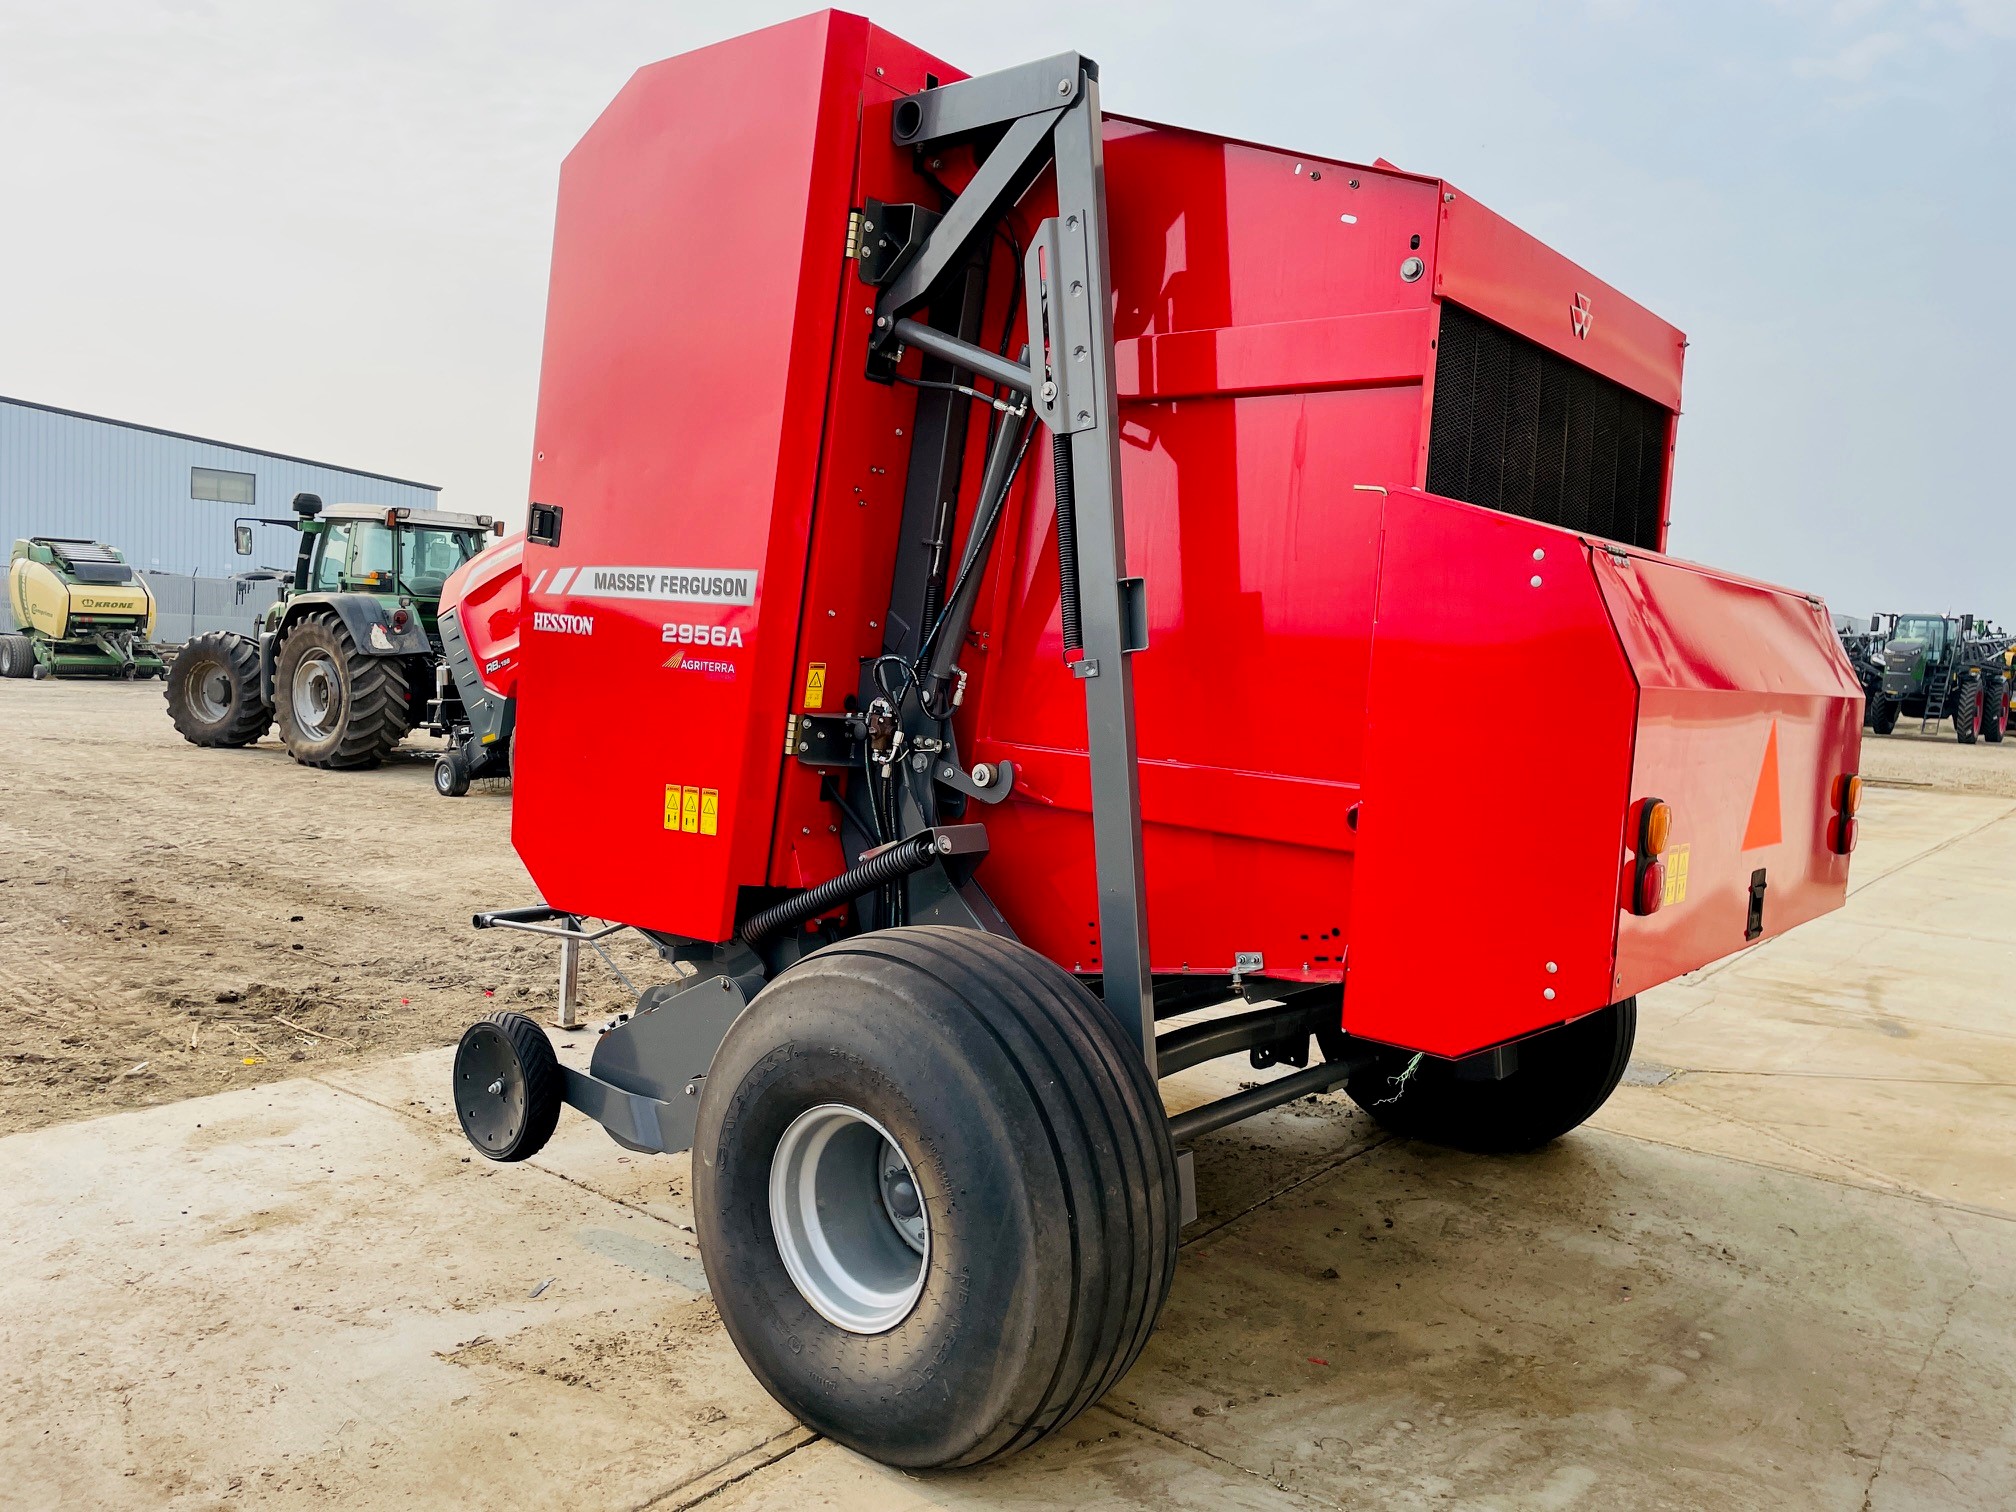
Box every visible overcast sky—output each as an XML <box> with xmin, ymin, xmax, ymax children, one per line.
<box><xmin>1</xmin><ymin>1</ymin><xmax>2010</xmax><ymax>619</ymax></box>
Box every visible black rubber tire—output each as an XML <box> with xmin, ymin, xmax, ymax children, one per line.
<box><xmin>1</xmin><ymin>633</ymin><xmax>38</xmax><ymax>679</ymax></box>
<box><xmin>1983</xmin><ymin>674</ymin><xmax>2008</xmax><ymax>744</ymax></box>
<box><xmin>274</xmin><ymin>613</ymin><xmax>412</xmax><ymax>769</ymax></box>
<box><xmin>693</xmin><ymin>926</ymin><xmax>1179</xmax><ymax>1470</ymax></box>
<box><xmin>164</xmin><ymin>632</ymin><xmax>274</xmax><ymax>747</ymax></box>
<box><xmin>1869</xmin><ymin>695</ymin><xmax>1899</xmax><ymax>736</ymax></box>
<box><xmin>434</xmin><ymin>749</ymin><xmax>470</xmax><ymax>797</ymax></box>
<box><xmin>1954</xmin><ymin>672</ymin><xmax>1981</xmax><ymax>745</ymax></box>
<box><xmin>452</xmin><ymin>1012</ymin><xmax>563</xmax><ymax>1162</ymax></box>
<box><xmin>1346</xmin><ymin>998</ymin><xmax>1637</xmax><ymax>1154</ymax></box>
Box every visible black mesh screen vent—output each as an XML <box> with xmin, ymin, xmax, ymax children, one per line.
<box><xmin>1425</xmin><ymin>302</ymin><xmax>1670</xmax><ymax>551</ymax></box>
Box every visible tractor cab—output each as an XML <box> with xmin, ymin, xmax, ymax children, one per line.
<box><xmin>267</xmin><ymin>499</ymin><xmax>496</xmax><ymax>641</ymax></box>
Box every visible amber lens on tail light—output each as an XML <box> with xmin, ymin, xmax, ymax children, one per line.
<box><xmin>1640</xmin><ymin>799</ymin><xmax>1673</xmax><ymax>857</ymax></box>
<box><xmin>1838</xmin><ymin>774</ymin><xmax>1863</xmax><ymax>817</ymax></box>
<box><xmin>1634</xmin><ymin>858</ymin><xmax>1667</xmax><ymax>916</ymax></box>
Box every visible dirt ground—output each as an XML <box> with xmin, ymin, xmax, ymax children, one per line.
<box><xmin>0</xmin><ymin>679</ymin><xmax>663</xmax><ymax>1136</ymax></box>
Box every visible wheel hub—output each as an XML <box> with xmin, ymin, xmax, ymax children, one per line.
<box><xmin>192</xmin><ymin>663</ymin><xmax>232</xmax><ymax>721</ymax></box>
<box><xmin>768</xmin><ymin>1104</ymin><xmax>928</xmax><ymax>1334</ymax></box>
<box><xmin>292</xmin><ymin>650</ymin><xmax>342</xmax><ymax>739</ymax></box>
<box><xmin>455</xmin><ymin>1024</ymin><xmax>527</xmax><ymax>1155</ymax></box>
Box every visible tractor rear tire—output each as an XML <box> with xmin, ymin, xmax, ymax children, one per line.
<box><xmin>1954</xmin><ymin>672</ymin><xmax>1982</xmax><ymax>745</ymax></box>
<box><xmin>693</xmin><ymin>927</ymin><xmax>1179</xmax><ymax>1470</ymax></box>
<box><xmin>1345</xmin><ymin>998</ymin><xmax>1636</xmax><ymax>1154</ymax></box>
<box><xmin>1869</xmin><ymin>695</ymin><xmax>1900</xmax><ymax>735</ymax></box>
<box><xmin>0</xmin><ymin>634</ymin><xmax>35</xmax><ymax>679</ymax></box>
<box><xmin>274</xmin><ymin>614</ymin><xmax>412</xmax><ymax>769</ymax></box>
<box><xmin>453</xmin><ymin>1012</ymin><xmax>563</xmax><ymax>1162</ymax></box>
<box><xmin>165</xmin><ymin>633</ymin><xmax>274</xmax><ymax>747</ymax></box>
<box><xmin>1984</xmin><ymin>674</ymin><xmax>2008</xmax><ymax>744</ymax></box>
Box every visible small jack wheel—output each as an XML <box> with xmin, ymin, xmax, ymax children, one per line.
<box><xmin>434</xmin><ymin>748</ymin><xmax>471</xmax><ymax>797</ymax></box>
<box><xmin>454</xmin><ymin>1012</ymin><xmax>562</xmax><ymax>1161</ymax></box>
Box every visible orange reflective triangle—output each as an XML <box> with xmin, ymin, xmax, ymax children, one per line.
<box><xmin>1742</xmin><ymin>720</ymin><xmax>1783</xmax><ymax>850</ymax></box>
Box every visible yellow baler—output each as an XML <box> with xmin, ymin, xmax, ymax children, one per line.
<box><xmin>3</xmin><ymin>538</ymin><xmax>163</xmax><ymax>679</ymax></box>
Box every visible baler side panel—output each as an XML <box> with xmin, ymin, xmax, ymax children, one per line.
<box><xmin>1346</xmin><ymin>492</ymin><xmax>1639</xmax><ymax>1057</ymax></box>
<box><xmin>512</xmin><ymin>12</ymin><xmax>871</xmax><ymax>939</ymax></box>
<box><xmin>1433</xmin><ymin>191</ymin><xmax>1686</xmax><ymax>414</ymax></box>
<box><xmin>1596</xmin><ymin>553</ymin><xmax>1861</xmax><ymax>997</ymax></box>
<box><xmin>445</xmin><ymin>534</ymin><xmax>524</xmax><ymax>700</ymax></box>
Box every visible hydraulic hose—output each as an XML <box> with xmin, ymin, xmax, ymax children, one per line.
<box><xmin>738</xmin><ymin>834</ymin><xmax>938</xmax><ymax>944</ymax></box>
<box><xmin>1051</xmin><ymin>432</ymin><xmax>1084</xmax><ymax>662</ymax></box>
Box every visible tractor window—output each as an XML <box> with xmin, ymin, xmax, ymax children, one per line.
<box><xmin>310</xmin><ymin>522</ymin><xmax>353</xmax><ymax>592</ymax></box>
<box><xmin>401</xmin><ymin>529</ymin><xmax>480</xmax><ymax>595</ymax></box>
<box><xmin>1894</xmin><ymin>616</ymin><xmax>1947</xmax><ymax>652</ymax></box>
<box><xmin>348</xmin><ymin>521</ymin><xmax>397</xmax><ymax>588</ymax></box>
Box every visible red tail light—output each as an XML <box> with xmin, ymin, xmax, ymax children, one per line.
<box><xmin>1829</xmin><ymin>773</ymin><xmax>1861</xmax><ymax>854</ymax></box>
<box><xmin>1634</xmin><ymin>858</ymin><xmax>1667</xmax><ymax>916</ymax></box>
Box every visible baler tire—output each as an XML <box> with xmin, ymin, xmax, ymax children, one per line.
<box><xmin>1983</xmin><ymin>674</ymin><xmax>2007</xmax><ymax>744</ymax></box>
<box><xmin>693</xmin><ymin>926</ymin><xmax>1179</xmax><ymax>1470</ymax></box>
<box><xmin>1869</xmin><ymin>696</ymin><xmax>1899</xmax><ymax>736</ymax></box>
<box><xmin>0</xmin><ymin>634</ymin><xmax>24</xmax><ymax>678</ymax></box>
<box><xmin>453</xmin><ymin>1012</ymin><xmax>563</xmax><ymax>1162</ymax></box>
<box><xmin>164</xmin><ymin>632</ymin><xmax>273</xmax><ymax>747</ymax></box>
<box><xmin>274</xmin><ymin>614</ymin><xmax>411</xmax><ymax>769</ymax></box>
<box><xmin>1346</xmin><ymin>997</ymin><xmax>1636</xmax><ymax>1154</ymax></box>
<box><xmin>1953</xmin><ymin>672</ymin><xmax>1981</xmax><ymax>745</ymax></box>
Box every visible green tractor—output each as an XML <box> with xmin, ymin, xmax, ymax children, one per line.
<box><xmin>1867</xmin><ymin>613</ymin><xmax>2011</xmax><ymax>744</ymax></box>
<box><xmin>164</xmin><ymin>492</ymin><xmax>502</xmax><ymax>768</ymax></box>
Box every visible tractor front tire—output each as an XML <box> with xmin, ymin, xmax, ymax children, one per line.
<box><xmin>1346</xmin><ymin>998</ymin><xmax>1636</xmax><ymax>1154</ymax></box>
<box><xmin>0</xmin><ymin>633</ymin><xmax>36</xmax><ymax>679</ymax></box>
<box><xmin>1954</xmin><ymin>672</ymin><xmax>1982</xmax><ymax>745</ymax></box>
<box><xmin>165</xmin><ymin>633</ymin><xmax>274</xmax><ymax>746</ymax></box>
<box><xmin>1983</xmin><ymin>673</ymin><xmax>2008</xmax><ymax>744</ymax></box>
<box><xmin>694</xmin><ymin>927</ymin><xmax>1179</xmax><ymax>1470</ymax></box>
<box><xmin>1868</xmin><ymin>695</ymin><xmax>1900</xmax><ymax>735</ymax></box>
<box><xmin>274</xmin><ymin>614</ymin><xmax>412</xmax><ymax>769</ymax></box>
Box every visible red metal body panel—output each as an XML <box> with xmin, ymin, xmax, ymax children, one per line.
<box><xmin>513</xmin><ymin>12</ymin><xmax>1856</xmax><ymax>1060</ymax></box>
<box><xmin>1599</xmin><ymin>551</ymin><xmax>1860</xmax><ymax>997</ymax></box>
<box><xmin>443</xmin><ymin>532</ymin><xmax>524</xmax><ymax>700</ymax></box>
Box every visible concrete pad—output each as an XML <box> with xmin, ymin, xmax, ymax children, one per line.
<box><xmin>1598</xmin><ymin>792</ymin><xmax>2016</xmax><ymax>1214</ymax></box>
<box><xmin>1116</xmin><ymin>1132</ymin><xmax>2016</xmax><ymax>1511</ymax></box>
<box><xmin>0</xmin><ymin>1073</ymin><xmax>790</xmax><ymax>1510</ymax></box>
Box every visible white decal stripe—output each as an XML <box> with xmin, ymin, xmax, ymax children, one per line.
<box><xmin>550</xmin><ymin>567</ymin><xmax>579</xmax><ymax>594</ymax></box>
<box><xmin>529</xmin><ymin>568</ymin><xmax>549</xmax><ymax>594</ymax></box>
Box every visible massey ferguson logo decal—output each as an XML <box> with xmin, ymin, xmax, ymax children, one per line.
<box><xmin>546</xmin><ymin>565</ymin><xmax>757</xmax><ymax>606</ymax></box>
<box><xmin>533</xmin><ymin>610</ymin><xmax>595</xmax><ymax>635</ymax></box>
<box><xmin>1570</xmin><ymin>292</ymin><xmax>1594</xmax><ymax>340</ymax></box>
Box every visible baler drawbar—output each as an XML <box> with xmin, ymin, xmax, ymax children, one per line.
<box><xmin>452</xmin><ymin>11</ymin><xmax>1863</xmax><ymax>1470</ymax></box>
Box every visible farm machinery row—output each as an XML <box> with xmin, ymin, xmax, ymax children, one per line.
<box><xmin>1840</xmin><ymin>612</ymin><xmax>2013</xmax><ymax>743</ymax></box>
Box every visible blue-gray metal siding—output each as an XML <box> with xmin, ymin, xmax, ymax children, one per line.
<box><xmin>1</xmin><ymin>397</ymin><xmax>439</xmax><ymax>582</ymax></box>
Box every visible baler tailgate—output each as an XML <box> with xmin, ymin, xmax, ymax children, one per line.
<box><xmin>1593</xmin><ymin>549</ymin><xmax>1862</xmax><ymax>997</ymax></box>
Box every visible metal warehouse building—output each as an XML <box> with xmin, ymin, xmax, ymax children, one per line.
<box><xmin>2</xmin><ymin>394</ymin><xmax>439</xmax><ymax>632</ymax></box>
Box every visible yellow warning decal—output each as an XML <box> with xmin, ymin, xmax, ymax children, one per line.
<box><xmin>1663</xmin><ymin>843</ymin><xmax>1690</xmax><ymax>906</ymax></box>
<box><xmin>666</xmin><ymin>783</ymin><xmax>723</xmax><ymax>836</ymax></box>
<box><xmin>664</xmin><ymin>785</ymin><xmax>684</xmax><ymax>831</ymax></box>
<box><xmin>804</xmin><ymin>662</ymin><xmax>827</xmax><ymax>710</ymax></box>
<box><xmin>700</xmin><ymin>788</ymin><xmax>719</xmax><ymax>836</ymax></box>
<box><xmin>681</xmin><ymin>787</ymin><xmax>702</xmax><ymax>834</ymax></box>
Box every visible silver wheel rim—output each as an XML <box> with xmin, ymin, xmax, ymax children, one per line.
<box><xmin>191</xmin><ymin>663</ymin><xmax>232</xmax><ymax>722</ymax></box>
<box><xmin>291</xmin><ymin>649</ymin><xmax>342</xmax><ymax>740</ymax></box>
<box><xmin>768</xmin><ymin>1104</ymin><xmax>928</xmax><ymax>1334</ymax></box>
